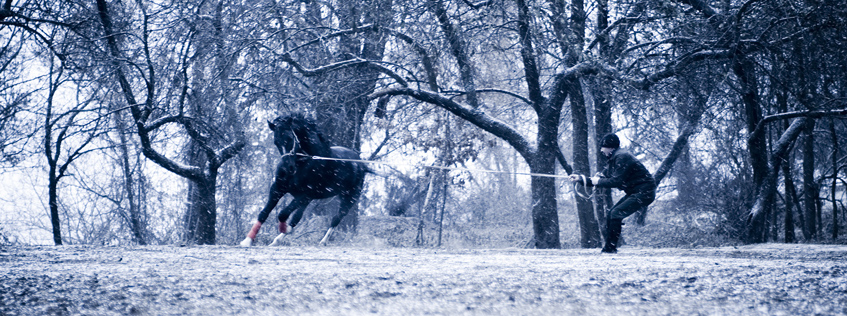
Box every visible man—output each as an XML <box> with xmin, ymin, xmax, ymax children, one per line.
<box><xmin>570</xmin><ymin>133</ymin><xmax>656</xmax><ymax>253</ymax></box>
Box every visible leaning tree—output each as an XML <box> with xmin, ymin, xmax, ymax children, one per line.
<box><xmin>94</xmin><ymin>0</ymin><xmax>247</xmax><ymax>244</ymax></box>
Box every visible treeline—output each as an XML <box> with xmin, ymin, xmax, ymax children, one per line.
<box><xmin>0</xmin><ymin>0</ymin><xmax>844</xmax><ymax>247</ymax></box>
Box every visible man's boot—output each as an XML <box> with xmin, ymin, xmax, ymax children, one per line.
<box><xmin>601</xmin><ymin>219</ymin><xmax>622</xmax><ymax>253</ymax></box>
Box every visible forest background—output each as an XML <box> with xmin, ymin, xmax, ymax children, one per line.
<box><xmin>0</xmin><ymin>0</ymin><xmax>845</xmax><ymax>249</ymax></box>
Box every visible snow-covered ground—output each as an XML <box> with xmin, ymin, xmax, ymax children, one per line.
<box><xmin>1</xmin><ymin>243</ymin><xmax>845</xmax><ymax>315</ymax></box>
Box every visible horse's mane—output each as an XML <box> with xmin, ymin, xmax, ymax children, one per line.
<box><xmin>271</xmin><ymin>112</ymin><xmax>312</xmax><ymax>130</ymax></box>
<box><xmin>271</xmin><ymin>112</ymin><xmax>332</xmax><ymax>156</ymax></box>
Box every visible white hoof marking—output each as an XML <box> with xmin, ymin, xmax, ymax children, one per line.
<box><xmin>319</xmin><ymin>228</ymin><xmax>334</xmax><ymax>246</ymax></box>
<box><xmin>269</xmin><ymin>233</ymin><xmax>286</xmax><ymax>246</ymax></box>
<box><xmin>239</xmin><ymin>237</ymin><xmax>253</xmax><ymax>247</ymax></box>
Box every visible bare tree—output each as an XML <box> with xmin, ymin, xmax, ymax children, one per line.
<box><xmin>94</xmin><ymin>0</ymin><xmax>245</xmax><ymax>244</ymax></box>
<box><xmin>42</xmin><ymin>58</ymin><xmax>108</xmax><ymax>245</ymax></box>
<box><xmin>107</xmin><ymin>104</ymin><xmax>148</xmax><ymax>245</ymax></box>
<box><xmin>0</xmin><ymin>29</ymin><xmax>29</xmax><ymax>165</ymax></box>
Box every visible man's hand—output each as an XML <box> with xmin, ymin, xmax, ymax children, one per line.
<box><xmin>590</xmin><ymin>176</ymin><xmax>601</xmax><ymax>185</ymax></box>
<box><xmin>569</xmin><ymin>174</ymin><xmax>601</xmax><ymax>185</ymax></box>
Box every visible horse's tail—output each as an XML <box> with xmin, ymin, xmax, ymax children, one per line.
<box><xmin>362</xmin><ymin>164</ymin><xmax>380</xmax><ymax>177</ymax></box>
<box><xmin>363</xmin><ymin>165</ymin><xmax>375</xmax><ymax>174</ymax></box>
<box><xmin>361</xmin><ymin>162</ymin><xmax>395</xmax><ymax>179</ymax></box>
<box><xmin>327</xmin><ymin>146</ymin><xmax>387</xmax><ymax>178</ymax></box>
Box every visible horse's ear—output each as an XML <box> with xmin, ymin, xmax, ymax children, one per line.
<box><xmin>267</xmin><ymin>120</ymin><xmax>275</xmax><ymax>130</ymax></box>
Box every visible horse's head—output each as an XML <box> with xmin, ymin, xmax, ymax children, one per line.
<box><xmin>268</xmin><ymin>113</ymin><xmax>331</xmax><ymax>157</ymax></box>
<box><xmin>268</xmin><ymin>116</ymin><xmax>299</xmax><ymax>157</ymax></box>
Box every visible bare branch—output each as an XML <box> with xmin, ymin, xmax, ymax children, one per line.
<box><xmin>281</xmin><ymin>53</ymin><xmax>407</xmax><ymax>87</ymax></box>
<box><xmin>460</xmin><ymin>0</ymin><xmax>493</xmax><ymax>9</ymax></box>
<box><xmin>516</xmin><ymin>0</ymin><xmax>543</xmax><ymax>112</ymax></box>
<box><xmin>281</xmin><ymin>23</ymin><xmax>438</xmax><ymax>91</ymax></box>
<box><xmin>653</xmin><ymin>121</ymin><xmax>698</xmax><ymax>185</ymax></box>
<box><xmin>600</xmin><ymin>49</ymin><xmax>734</xmax><ymax>90</ymax></box>
<box><xmin>447</xmin><ymin>88</ymin><xmax>532</xmax><ymax>105</ymax></box>
<box><xmin>586</xmin><ymin>17</ymin><xmax>649</xmax><ymax>52</ymax></box>
<box><xmin>428</xmin><ymin>0</ymin><xmax>479</xmax><ymax>107</ymax></box>
<box><xmin>382</xmin><ymin>27</ymin><xmax>439</xmax><ymax>91</ymax></box>
<box><xmin>217</xmin><ymin>139</ymin><xmax>245</xmax><ymax>165</ymax></box>
<box><xmin>282</xmin><ymin>53</ymin><xmax>365</xmax><ymax>76</ymax></box>
<box><xmin>95</xmin><ymin>0</ymin><xmax>207</xmax><ymax>182</ymax></box>
<box><xmin>143</xmin><ymin>115</ymin><xmax>183</xmax><ymax>133</ymax></box>
<box><xmin>368</xmin><ymin>88</ymin><xmax>533</xmax><ymax>160</ymax></box>
<box><xmin>675</xmin><ymin>0</ymin><xmax>720</xmax><ymax>19</ymax></box>
<box><xmin>749</xmin><ymin>108</ymin><xmax>847</xmax><ymax>143</ymax></box>
<box><xmin>362</xmin><ymin>61</ymin><xmax>409</xmax><ymax>87</ymax></box>
<box><xmin>618</xmin><ymin>37</ymin><xmax>701</xmax><ymax>58</ymax></box>
<box><xmin>289</xmin><ymin>24</ymin><xmax>378</xmax><ymax>53</ymax></box>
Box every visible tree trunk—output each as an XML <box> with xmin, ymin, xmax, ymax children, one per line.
<box><xmin>777</xmin><ymin>91</ymin><xmax>794</xmax><ymax>243</ymax></box>
<box><xmin>816</xmin><ymin>188</ymin><xmax>823</xmax><ymax>237</ymax></box>
<box><xmin>534</xmin><ymin>84</ymin><xmax>564</xmax><ymax>249</ymax></box>
<box><xmin>416</xmin><ymin>176</ymin><xmax>434</xmax><ymax>246</ymax></box>
<box><xmin>803</xmin><ymin>119</ymin><xmax>816</xmax><ymax>240</ymax></box>
<box><xmin>569</xmin><ymin>78</ymin><xmax>601</xmax><ymax>248</ymax></box>
<box><xmin>113</xmin><ymin>110</ymin><xmax>146</xmax><ymax>245</ymax></box>
<box><xmin>48</xmin><ymin>171</ymin><xmax>62</xmax><ymax>245</ymax></box>
<box><xmin>675</xmin><ymin>101</ymin><xmax>697</xmax><ymax>207</ymax></box>
<box><xmin>559</xmin><ymin>0</ymin><xmax>600</xmax><ymax>248</ymax></box>
<box><xmin>783</xmin><ymin>160</ymin><xmax>797</xmax><ymax>243</ymax></box>
<box><xmin>196</xmin><ymin>177</ymin><xmax>218</xmax><ymax>245</ymax></box>
<box><xmin>182</xmin><ymin>77</ymin><xmax>212</xmax><ymax>244</ymax></box>
<box><xmin>592</xmin><ymin>78</ymin><xmax>612</xmax><ymax>233</ymax></box>
<box><xmin>529</xmin><ymin>161</ymin><xmax>561</xmax><ymax>249</ymax></box>
<box><xmin>735</xmin><ymin>59</ymin><xmax>767</xmax><ymax>192</ymax></box>
<box><xmin>186</xmin><ymin>176</ymin><xmax>218</xmax><ymax>245</ymax></box>
<box><xmin>831</xmin><ymin>119</ymin><xmax>839</xmax><ymax>240</ymax></box>
<box><xmin>788</xmin><ymin>138</ymin><xmax>807</xmax><ymax>239</ymax></box>
<box><xmin>43</xmin><ymin>62</ymin><xmax>65</xmax><ymax>246</ymax></box>
<box><xmin>437</xmin><ymin>182</ymin><xmax>447</xmax><ymax>247</ymax></box>
<box><xmin>747</xmin><ymin>117</ymin><xmax>808</xmax><ymax>243</ymax></box>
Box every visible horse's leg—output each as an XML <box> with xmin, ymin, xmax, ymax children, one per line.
<box><xmin>240</xmin><ymin>181</ymin><xmax>285</xmax><ymax>247</ymax></box>
<box><xmin>269</xmin><ymin>196</ymin><xmax>311</xmax><ymax>246</ymax></box>
<box><xmin>287</xmin><ymin>197</ymin><xmax>312</xmax><ymax>228</ymax></box>
<box><xmin>319</xmin><ymin>193</ymin><xmax>359</xmax><ymax>246</ymax></box>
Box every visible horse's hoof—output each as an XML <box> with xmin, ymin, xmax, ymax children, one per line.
<box><xmin>318</xmin><ymin>227</ymin><xmax>334</xmax><ymax>246</ymax></box>
<box><xmin>269</xmin><ymin>232</ymin><xmax>286</xmax><ymax>246</ymax></box>
<box><xmin>239</xmin><ymin>237</ymin><xmax>254</xmax><ymax>247</ymax></box>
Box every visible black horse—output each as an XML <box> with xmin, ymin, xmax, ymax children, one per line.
<box><xmin>240</xmin><ymin>113</ymin><xmax>367</xmax><ymax>246</ymax></box>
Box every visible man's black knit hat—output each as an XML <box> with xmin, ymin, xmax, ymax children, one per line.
<box><xmin>600</xmin><ymin>133</ymin><xmax>620</xmax><ymax>149</ymax></box>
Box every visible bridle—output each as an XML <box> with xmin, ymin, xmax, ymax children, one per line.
<box><xmin>280</xmin><ymin>128</ymin><xmax>309</xmax><ymax>159</ymax></box>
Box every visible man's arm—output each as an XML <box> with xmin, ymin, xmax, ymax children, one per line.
<box><xmin>593</xmin><ymin>155</ymin><xmax>632</xmax><ymax>188</ymax></box>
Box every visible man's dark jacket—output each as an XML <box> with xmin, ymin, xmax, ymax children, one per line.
<box><xmin>592</xmin><ymin>149</ymin><xmax>655</xmax><ymax>194</ymax></box>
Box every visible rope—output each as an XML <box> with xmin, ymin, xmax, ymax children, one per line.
<box><xmin>287</xmin><ymin>152</ymin><xmax>597</xmax><ymax>199</ymax></box>
<box><xmin>572</xmin><ymin>174</ymin><xmax>595</xmax><ymax>200</ymax></box>
<box><xmin>299</xmin><ymin>154</ymin><xmax>574</xmax><ymax>179</ymax></box>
